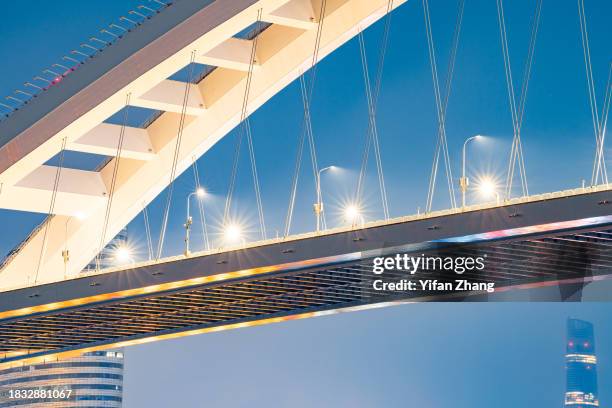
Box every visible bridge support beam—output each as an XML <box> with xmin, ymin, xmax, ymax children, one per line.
<box><xmin>0</xmin><ymin>166</ymin><xmax>107</xmax><ymax>216</ymax></box>
<box><xmin>0</xmin><ymin>0</ymin><xmax>407</xmax><ymax>288</ymax></box>
<box><xmin>131</xmin><ymin>80</ymin><xmax>207</xmax><ymax>115</ymax></box>
<box><xmin>196</xmin><ymin>37</ymin><xmax>261</xmax><ymax>72</ymax></box>
<box><xmin>68</xmin><ymin>123</ymin><xmax>156</xmax><ymax>161</ymax></box>
<box><xmin>264</xmin><ymin>0</ymin><xmax>319</xmax><ymax>29</ymax></box>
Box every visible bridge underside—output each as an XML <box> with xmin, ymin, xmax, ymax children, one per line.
<box><xmin>0</xmin><ymin>188</ymin><xmax>611</xmax><ymax>367</ymax></box>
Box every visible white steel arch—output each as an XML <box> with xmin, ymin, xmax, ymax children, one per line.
<box><xmin>0</xmin><ymin>0</ymin><xmax>407</xmax><ymax>287</ymax></box>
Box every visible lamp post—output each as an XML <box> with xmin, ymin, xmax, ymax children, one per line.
<box><xmin>460</xmin><ymin>135</ymin><xmax>482</xmax><ymax>207</ymax></box>
<box><xmin>184</xmin><ymin>188</ymin><xmax>206</xmax><ymax>256</ymax></box>
<box><xmin>62</xmin><ymin>212</ymin><xmax>86</xmax><ymax>278</ymax></box>
<box><xmin>314</xmin><ymin>166</ymin><xmax>336</xmax><ymax>232</ymax></box>
<box><xmin>62</xmin><ymin>217</ymin><xmax>72</xmax><ymax>278</ymax></box>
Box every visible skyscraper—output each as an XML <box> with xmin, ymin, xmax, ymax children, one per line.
<box><xmin>0</xmin><ymin>351</ymin><xmax>123</xmax><ymax>407</ymax></box>
<box><xmin>565</xmin><ymin>318</ymin><xmax>599</xmax><ymax>407</ymax></box>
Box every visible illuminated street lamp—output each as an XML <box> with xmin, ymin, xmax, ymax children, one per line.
<box><xmin>114</xmin><ymin>245</ymin><xmax>133</xmax><ymax>264</ymax></box>
<box><xmin>477</xmin><ymin>177</ymin><xmax>501</xmax><ymax>205</ymax></box>
<box><xmin>460</xmin><ymin>135</ymin><xmax>483</xmax><ymax>208</ymax></box>
<box><xmin>223</xmin><ymin>223</ymin><xmax>244</xmax><ymax>244</ymax></box>
<box><xmin>344</xmin><ymin>204</ymin><xmax>364</xmax><ymax>227</ymax></box>
<box><xmin>62</xmin><ymin>212</ymin><xmax>87</xmax><ymax>277</ymax></box>
<box><xmin>314</xmin><ymin>166</ymin><xmax>336</xmax><ymax>232</ymax></box>
<box><xmin>184</xmin><ymin>187</ymin><xmax>206</xmax><ymax>256</ymax></box>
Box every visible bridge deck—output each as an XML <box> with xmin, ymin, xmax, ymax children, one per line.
<box><xmin>0</xmin><ymin>187</ymin><xmax>611</xmax><ymax>367</ymax></box>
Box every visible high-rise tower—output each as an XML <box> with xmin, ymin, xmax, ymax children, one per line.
<box><xmin>565</xmin><ymin>318</ymin><xmax>599</xmax><ymax>407</ymax></box>
<box><xmin>0</xmin><ymin>351</ymin><xmax>123</xmax><ymax>407</ymax></box>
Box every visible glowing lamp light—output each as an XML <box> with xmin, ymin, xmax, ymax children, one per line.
<box><xmin>344</xmin><ymin>205</ymin><xmax>360</xmax><ymax>220</ymax></box>
<box><xmin>344</xmin><ymin>204</ymin><xmax>364</xmax><ymax>226</ymax></box>
<box><xmin>196</xmin><ymin>187</ymin><xmax>206</xmax><ymax>198</ymax></box>
<box><xmin>477</xmin><ymin>178</ymin><xmax>497</xmax><ymax>197</ymax></box>
<box><xmin>114</xmin><ymin>246</ymin><xmax>133</xmax><ymax>264</ymax></box>
<box><xmin>224</xmin><ymin>224</ymin><xmax>243</xmax><ymax>243</ymax></box>
<box><xmin>74</xmin><ymin>211</ymin><xmax>87</xmax><ymax>221</ymax></box>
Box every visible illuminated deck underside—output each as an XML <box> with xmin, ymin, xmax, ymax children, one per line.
<box><xmin>0</xmin><ymin>188</ymin><xmax>611</xmax><ymax>367</ymax></box>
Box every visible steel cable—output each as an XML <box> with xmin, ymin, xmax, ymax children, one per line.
<box><xmin>357</xmin><ymin>31</ymin><xmax>390</xmax><ymax>219</ymax></box>
<box><xmin>192</xmin><ymin>160</ymin><xmax>210</xmax><ymax>250</ymax></box>
<box><xmin>223</xmin><ymin>10</ymin><xmax>266</xmax><ymax>239</ymax></box>
<box><xmin>96</xmin><ymin>94</ymin><xmax>131</xmax><ymax>271</ymax></box>
<box><xmin>497</xmin><ymin>0</ymin><xmax>541</xmax><ymax>198</ymax></box>
<box><xmin>156</xmin><ymin>52</ymin><xmax>196</xmax><ymax>259</ymax></box>
<box><xmin>284</xmin><ymin>0</ymin><xmax>329</xmax><ymax>236</ymax></box>
<box><xmin>579</xmin><ymin>0</ymin><xmax>609</xmax><ymax>185</ymax></box>
<box><xmin>142</xmin><ymin>203</ymin><xmax>153</xmax><ymax>260</ymax></box>
<box><xmin>594</xmin><ymin>64</ymin><xmax>612</xmax><ymax>184</ymax></box>
<box><xmin>33</xmin><ymin>137</ymin><xmax>67</xmax><ymax>283</ymax></box>
<box><xmin>423</xmin><ymin>0</ymin><xmax>464</xmax><ymax>212</ymax></box>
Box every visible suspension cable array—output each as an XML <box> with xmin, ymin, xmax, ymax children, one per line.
<box><xmin>246</xmin><ymin>116</ymin><xmax>266</xmax><ymax>239</ymax></box>
<box><xmin>284</xmin><ymin>0</ymin><xmax>329</xmax><ymax>236</ymax></box>
<box><xmin>142</xmin><ymin>202</ymin><xmax>153</xmax><ymax>260</ymax></box>
<box><xmin>96</xmin><ymin>94</ymin><xmax>131</xmax><ymax>271</ymax></box>
<box><xmin>496</xmin><ymin>0</ymin><xmax>542</xmax><ymax>199</ymax></box>
<box><xmin>422</xmin><ymin>0</ymin><xmax>464</xmax><ymax>212</ymax></box>
<box><xmin>156</xmin><ymin>52</ymin><xmax>197</xmax><ymax>259</ymax></box>
<box><xmin>578</xmin><ymin>0</ymin><xmax>609</xmax><ymax>185</ymax></box>
<box><xmin>354</xmin><ymin>0</ymin><xmax>394</xmax><ymax>221</ymax></box>
<box><xmin>593</xmin><ymin>64</ymin><xmax>612</xmax><ymax>185</ymax></box>
<box><xmin>33</xmin><ymin>137</ymin><xmax>68</xmax><ymax>284</ymax></box>
<box><xmin>192</xmin><ymin>159</ymin><xmax>210</xmax><ymax>250</ymax></box>
<box><xmin>223</xmin><ymin>9</ymin><xmax>266</xmax><ymax>240</ymax></box>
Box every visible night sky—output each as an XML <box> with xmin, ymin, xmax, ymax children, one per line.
<box><xmin>0</xmin><ymin>0</ymin><xmax>611</xmax><ymax>406</ymax></box>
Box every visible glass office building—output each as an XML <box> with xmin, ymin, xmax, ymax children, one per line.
<box><xmin>565</xmin><ymin>318</ymin><xmax>599</xmax><ymax>407</ymax></box>
<box><xmin>0</xmin><ymin>351</ymin><xmax>123</xmax><ymax>407</ymax></box>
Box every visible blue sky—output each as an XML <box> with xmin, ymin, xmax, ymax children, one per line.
<box><xmin>0</xmin><ymin>0</ymin><xmax>611</xmax><ymax>406</ymax></box>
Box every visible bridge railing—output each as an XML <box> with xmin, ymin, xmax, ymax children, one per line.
<box><xmin>2</xmin><ymin>182</ymin><xmax>610</xmax><ymax>294</ymax></box>
<box><xmin>0</xmin><ymin>0</ymin><xmax>175</xmax><ymax>121</ymax></box>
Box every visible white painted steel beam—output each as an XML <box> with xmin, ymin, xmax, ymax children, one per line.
<box><xmin>0</xmin><ymin>0</ymin><xmax>407</xmax><ymax>288</ymax></box>
<box><xmin>263</xmin><ymin>0</ymin><xmax>319</xmax><ymax>30</ymax></box>
<box><xmin>196</xmin><ymin>37</ymin><xmax>260</xmax><ymax>72</ymax></box>
<box><xmin>68</xmin><ymin>123</ymin><xmax>156</xmax><ymax>161</ymax></box>
<box><xmin>131</xmin><ymin>80</ymin><xmax>206</xmax><ymax>115</ymax></box>
<box><xmin>0</xmin><ymin>166</ymin><xmax>107</xmax><ymax>216</ymax></box>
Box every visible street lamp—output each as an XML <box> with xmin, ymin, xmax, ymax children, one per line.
<box><xmin>184</xmin><ymin>187</ymin><xmax>206</xmax><ymax>256</ymax></box>
<box><xmin>314</xmin><ymin>166</ymin><xmax>336</xmax><ymax>232</ymax></box>
<box><xmin>460</xmin><ymin>135</ymin><xmax>483</xmax><ymax>208</ymax></box>
<box><xmin>62</xmin><ymin>212</ymin><xmax>87</xmax><ymax>277</ymax></box>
